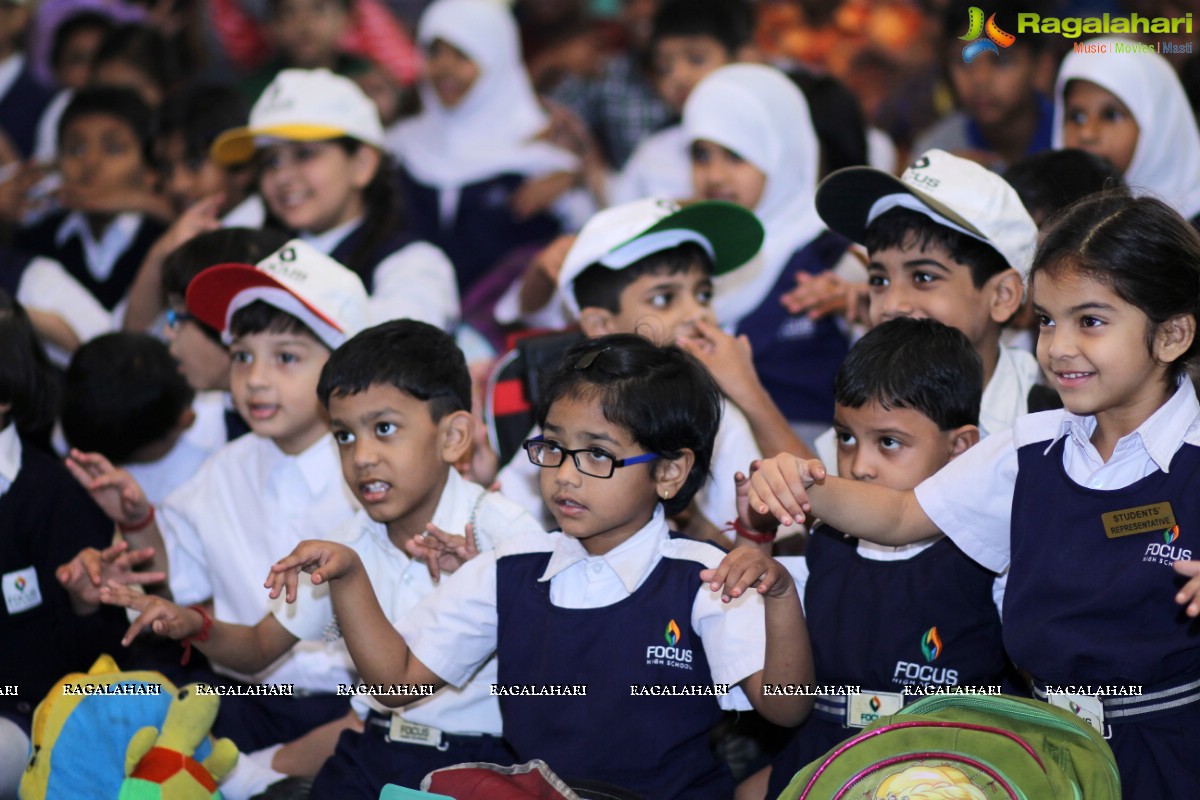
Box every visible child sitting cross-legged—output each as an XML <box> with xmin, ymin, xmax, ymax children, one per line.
<box><xmin>102</xmin><ymin>319</ymin><xmax>545</xmax><ymax>798</ymax></box>
<box><xmin>268</xmin><ymin>334</ymin><xmax>815</xmax><ymax>799</ymax></box>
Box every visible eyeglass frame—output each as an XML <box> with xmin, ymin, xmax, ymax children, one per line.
<box><xmin>521</xmin><ymin>435</ymin><xmax>659</xmax><ymax>479</ymax></box>
<box><xmin>166</xmin><ymin>308</ymin><xmax>195</xmax><ymax>330</ymax></box>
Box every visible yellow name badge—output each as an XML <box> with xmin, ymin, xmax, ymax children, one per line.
<box><xmin>1102</xmin><ymin>502</ymin><xmax>1175</xmax><ymax>539</ymax></box>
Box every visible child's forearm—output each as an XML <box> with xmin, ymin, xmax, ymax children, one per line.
<box><xmin>808</xmin><ymin>478</ymin><xmax>937</xmax><ymax>546</ymax></box>
<box><xmin>198</xmin><ymin>615</ymin><xmax>298</xmax><ymax>675</ymax></box>
<box><xmin>756</xmin><ymin>589</ymin><xmax>814</xmax><ymax>726</ymax></box>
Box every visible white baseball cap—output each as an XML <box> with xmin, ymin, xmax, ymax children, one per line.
<box><xmin>211</xmin><ymin>69</ymin><xmax>385</xmax><ymax>165</ymax></box>
<box><xmin>186</xmin><ymin>240</ymin><xmax>370</xmax><ymax>350</ymax></box>
<box><xmin>815</xmin><ymin>149</ymin><xmax>1038</xmax><ymax>278</ymax></box>
<box><xmin>559</xmin><ymin>198</ymin><xmax>764</xmax><ymax>317</ymax></box>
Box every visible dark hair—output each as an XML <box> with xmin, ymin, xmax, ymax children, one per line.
<box><xmin>317</xmin><ymin>320</ymin><xmax>470</xmax><ymax>421</ymax></box>
<box><xmin>0</xmin><ymin>290</ymin><xmax>61</xmax><ymax>449</ymax></box>
<box><xmin>1032</xmin><ymin>191</ymin><xmax>1200</xmax><ymax>385</ymax></box>
<box><xmin>50</xmin><ymin>11</ymin><xmax>115</xmax><ymax>72</ymax></box>
<box><xmin>266</xmin><ymin>0</ymin><xmax>353</xmax><ymax>17</ymax></box>
<box><xmin>1004</xmin><ymin>149</ymin><xmax>1123</xmax><ymax>225</ymax></box>
<box><xmin>864</xmin><ymin>207</ymin><xmax>1011</xmax><ymax>288</ymax></box>
<box><xmin>327</xmin><ymin>138</ymin><xmax>406</xmax><ymax>279</ymax></box>
<box><xmin>942</xmin><ymin>0</ymin><xmax>1049</xmax><ymax>55</ymax></box>
<box><xmin>572</xmin><ymin>242</ymin><xmax>712</xmax><ymax>314</ymax></box>
<box><xmin>650</xmin><ymin>0</ymin><xmax>753</xmax><ymax>56</ymax></box>
<box><xmin>62</xmin><ymin>333</ymin><xmax>195</xmax><ymax>464</ymax></box>
<box><xmin>535</xmin><ymin>334</ymin><xmax>721</xmax><ymax>516</ymax></box>
<box><xmin>835</xmin><ymin>318</ymin><xmax>982</xmax><ymax>430</ymax></box>
<box><xmin>791</xmin><ymin>68</ymin><xmax>869</xmax><ymax>177</ymax></box>
<box><xmin>58</xmin><ymin>85</ymin><xmax>154</xmax><ymax>153</ymax></box>
<box><xmin>158</xmin><ymin>84</ymin><xmax>250</xmax><ymax>163</ymax></box>
<box><xmin>229</xmin><ymin>300</ymin><xmax>323</xmax><ymax>345</ymax></box>
<box><xmin>92</xmin><ymin>24</ymin><xmax>179</xmax><ymax>100</ymax></box>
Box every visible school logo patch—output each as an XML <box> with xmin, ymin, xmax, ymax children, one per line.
<box><xmin>921</xmin><ymin>627</ymin><xmax>943</xmax><ymax>662</ymax></box>
<box><xmin>3</xmin><ymin>567</ymin><xmax>42</xmax><ymax>615</ymax></box>
<box><xmin>646</xmin><ymin>619</ymin><xmax>693</xmax><ymax>670</ymax></box>
<box><xmin>1144</xmin><ymin>523</ymin><xmax>1190</xmax><ymax>565</ymax></box>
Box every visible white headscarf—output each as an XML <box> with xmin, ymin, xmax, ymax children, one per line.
<box><xmin>682</xmin><ymin>64</ymin><xmax>826</xmax><ymax>326</ymax></box>
<box><xmin>1052</xmin><ymin>37</ymin><xmax>1200</xmax><ymax>220</ymax></box>
<box><xmin>386</xmin><ymin>0</ymin><xmax>577</xmax><ymax>191</ymax></box>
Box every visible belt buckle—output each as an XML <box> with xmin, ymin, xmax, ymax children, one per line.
<box><xmin>388</xmin><ymin>715</ymin><xmax>448</xmax><ymax>750</ymax></box>
<box><xmin>845</xmin><ymin>691</ymin><xmax>904</xmax><ymax>728</ymax></box>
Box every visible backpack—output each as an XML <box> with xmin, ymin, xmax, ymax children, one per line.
<box><xmin>776</xmin><ymin>693</ymin><xmax>1121</xmax><ymax>800</ymax></box>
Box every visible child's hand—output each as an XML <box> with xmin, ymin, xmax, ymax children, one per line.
<box><xmin>1174</xmin><ymin>560</ymin><xmax>1200</xmax><ymax>616</ymax></box>
<box><xmin>98</xmin><ymin>584</ymin><xmax>203</xmax><ymax>646</ymax></box>
<box><xmin>405</xmin><ymin>523</ymin><xmax>480</xmax><ymax>583</ymax></box>
<box><xmin>56</xmin><ymin>541</ymin><xmax>167</xmax><ymax>613</ymax></box>
<box><xmin>265</xmin><ymin>540</ymin><xmax>360</xmax><ymax>603</ymax></box>
<box><xmin>511</xmin><ymin>171</ymin><xmax>577</xmax><ymax>221</ymax></box>
<box><xmin>65</xmin><ymin>449</ymin><xmax>152</xmax><ymax>528</ymax></box>
<box><xmin>700</xmin><ymin>547</ymin><xmax>795</xmax><ymax>603</ymax></box>
<box><xmin>677</xmin><ymin>318</ymin><xmax>760</xmax><ymax>407</ymax></box>
<box><xmin>747</xmin><ymin>455</ymin><xmax>826</xmax><ymax>527</ymax></box>
<box><xmin>733</xmin><ymin>465</ymin><xmax>778</xmax><ymax>539</ymax></box>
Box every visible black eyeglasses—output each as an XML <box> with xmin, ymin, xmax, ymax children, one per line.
<box><xmin>522</xmin><ymin>436</ymin><xmax>658</xmax><ymax>479</ymax></box>
<box><xmin>166</xmin><ymin>309</ymin><xmax>194</xmax><ymax>330</ymax></box>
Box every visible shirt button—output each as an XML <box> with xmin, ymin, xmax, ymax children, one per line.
<box><xmin>591</xmin><ymin>563</ymin><xmax>603</xmax><ymax>574</ymax></box>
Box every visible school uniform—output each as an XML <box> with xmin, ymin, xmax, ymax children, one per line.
<box><xmin>915</xmin><ymin>379</ymin><xmax>1200</xmax><ymax>797</ymax></box>
<box><xmin>125</xmin><ymin>393</ymin><xmax>230</xmax><ymax>506</ymax></box>
<box><xmin>302</xmin><ymin>217</ymin><xmax>459</xmax><ymax>332</ymax></box>
<box><xmin>158</xmin><ymin>432</ymin><xmax>359</xmax><ymax>750</ymax></box>
<box><xmin>398</xmin><ymin>506</ymin><xmax>766</xmax><ymax>799</ymax></box>
<box><xmin>280</xmin><ymin>470</ymin><xmax>542</xmax><ymax>797</ymax></box>
<box><xmin>0</xmin><ymin>54</ymin><xmax>55</xmax><ymax>159</ymax></box>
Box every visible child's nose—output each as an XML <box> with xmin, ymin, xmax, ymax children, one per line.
<box><xmin>848</xmin><ymin>450</ymin><xmax>875</xmax><ymax>481</ymax></box>
<box><xmin>878</xmin><ymin>285</ymin><xmax>913</xmax><ymax>320</ymax></box>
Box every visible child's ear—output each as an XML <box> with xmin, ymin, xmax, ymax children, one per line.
<box><xmin>946</xmin><ymin>425</ymin><xmax>980</xmax><ymax>460</ymax></box>
<box><xmin>987</xmin><ymin>268</ymin><xmax>1024</xmax><ymax>324</ymax></box>
<box><xmin>1153</xmin><ymin>313</ymin><xmax>1197</xmax><ymax>366</ymax></box>
<box><xmin>175</xmin><ymin>407</ymin><xmax>197</xmax><ymax>433</ymax></box>
<box><xmin>439</xmin><ymin>410</ymin><xmax>474</xmax><ymax>464</ymax></box>
<box><xmin>350</xmin><ymin>146</ymin><xmax>382</xmax><ymax>190</ymax></box>
<box><xmin>578</xmin><ymin>307</ymin><xmax>616</xmax><ymax>338</ymax></box>
<box><xmin>654</xmin><ymin>447</ymin><xmax>695</xmax><ymax>501</ymax></box>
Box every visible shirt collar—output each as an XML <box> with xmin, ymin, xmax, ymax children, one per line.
<box><xmin>54</xmin><ymin>211</ymin><xmax>143</xmax><ymax>280</ymax></box>
<box><xmin>300</xmin><ymin>217</ymin><xmax>363</xmax><ymax>254</ymax></box>
<box><xmin>257</xmin><ymin>433</ymin><xmax>337</xmax><ymax>494</ymax></box>
<box><xmin>538</xmin><ymin>505</ymin><xmax>669</xmax><ymax>594</ymax></box>
<box><xmin>1046</xmin><ymin>379</ymin><xmax>1199</xmax><ymax>472</ymax></box>
<box><xmin>0</xmin><ymin>54</ymin><xmax>23</xmax><ymax>101</ymax></box>
<box><xmin>0</xmin><ymin>424</ymin><xmax>21</xmax><ymax>496</ymax></box>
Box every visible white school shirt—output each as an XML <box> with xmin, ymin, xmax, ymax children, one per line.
<box><xmin>125</xmin><ymin>392</ymin><xmax>229</xmax><ymax>505</ymax></box>
<box><xmin>398</xmin><ymin>505</ymin><xmax>764</xmax><ymax>712</ymax></box>
<box><xmin>275</xmin><ymin>469</ymin><xmax>546</xmax><ymax>734</ymax></box>
<box><xmin>915</xmin><ymin>379</ymin><xmax>1200</xmax><ymax>575</ymax></box>
<box><xmin>158</xmin><ymin>432</ymin><xmax>359</xmax><ymax>687</ymax></box>
<box><xmin>302</xmin><ymin>218</ymin><xmax>460</xmax><ymax>333</ymax></box>
<box><xmin>608</xmin><ymin>125</ymin><xmax>692</xmax><ymax>207</ymax></box>
<box><xmin>496</xmin><ymin>398</ymin><xmax>761</xmax><ymax>533</ymax></box>
<box><xmin>0</xmin><ymin>424</ymin><xmax>19</xmax><ymax>496</ymax></box>
<box><xmin>15</xmin><ymin>255</ymin><xmax>113</xmax><ymax>366</ymax></box>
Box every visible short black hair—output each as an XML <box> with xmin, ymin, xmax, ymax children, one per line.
<box><xmin>158</xmin><ymin>84</ymin><xmax>250</xmax><ymax>164</ymax></box>
<box><xmin>864</xmin><ymin>207</ymin><xmax>1010</xmax><ymax>288</ymax></box>
<box><xmin>58</xmin><ymin>85</ymin><xmax>154</xmax><ymax>152</ymax></box>
<box><xmin>0</xmin><ymin>290</ymin><xmax>60</xmax><ymax>449</ymax></box>
<box><xmin>535</xmin><ymin>334</ymin><xmax>721</xmax><ymax>517</ymax></box>
<box><xmin>317</xmin><ymin>320</ymin><xmax>471</xmax><ymax>422</ymax></box>
<box><xmin>650</xmin><ymin>0</ymin><xmax>753</xmax><ymax>55</ymax></box>
<box><xmin>229</xmin><ymin>301</ymin><xmax>323</xmax><ymax>346</ymax></box>
<box><xmin>835</xmin><ymin>318</ymin><xmax>982</xmax><ymax>430</ymax></box>
<box><xmin>62</xmin><ymin>333</ymin><xmax>195</xmax><ymax>464</ymax></box>
<box><xmin>572</xmin><ymin>242</ymin><xmax>712</xmax><ymax>314</ymax></box>
<box><xmin>51</xmin><ymin>11</ymin><xmax>115</xmax><ymax>72</ymax></box>
<box><xmin>1004</xmin><ymin>149</ymin><xmax>1123</xmax><ymax>225</ymax></box>
<box><xmin>92</xmin><ymin>23</ymin><xmax>179</xmax><ymax>98</ymax></box>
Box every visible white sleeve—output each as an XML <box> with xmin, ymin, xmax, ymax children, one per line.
<box><xmin>691</xmin><ymin>581</ymin><xmax>764</xmax><ymax>711</ymax></box>
<box><xmin>397</xmin><ymin>551</ymin><xmax>500</xmax><ymax>688</ymax></box>
<box><xmin>16</xmin><ymin>256</ymin><xmax>114</xmax><ymax>342</ymax></box>
<box><xmin>368</xmin><ymin>241</ymin><xmax>461</xmax><ymax>332</ymax></box>
<box><xmin>158</xmin><ymin>485</ymin><xmax>214</xmax><ymax>606</ymax></box>
<box><xmin>695</xmin><ymin>402</ymin><xmax>761</xmax><ymax>529</ymax></box>
<box><xmin>913</xmin><ymin>428</ymin><xmax>1019</xmax><ymax>574</ymax></box>
<box><xmin>496</xmin><ymin>447</ymin><xmax>553</xmax><ymax>527</ymax></box>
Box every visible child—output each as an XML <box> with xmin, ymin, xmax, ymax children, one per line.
<box><xmin>0</xmin><ymin>0</ymin><xmax>56</xmax><ymax>159</ymax></box>
<box><xmin>1003</xmin><ymin>148</ymin><xmax>1123</xmax><ymax>228</ymax></box>
<box><xmin>748</xmin><ymin>318</ymin><xmax>1008</xmax><ymax>799</ymax></box>
<box><xmin>683</xmin><ymin>63</ymin><xmax>851</xmax><ymax>446</ymax></box>
<box><xmin>90</xmin><ymin>23</ymin><xmax>177</xmax><ymax>108</ymax></box>
<box><xmin>385</xmin><ymin>0</ymin><xmax>581</xmax><ymax>297</ymax></box>
<box><xmin>494</xmin><ymin>197</ymin><xmax>766</xmax><ymax>537</ymax></box>
<box><xmin>237</xmin><ymin>0</ymin><xmax>367</xmax><ymax>102</ymax></box>
<box><xmin>269</xmin><ymin>334</ymin><xmax>814</xmax><ymax>799</ymax></box>
<box><xmin>102</xmin><ymin>319</ymin><xmax>545</xmax><ymax>797</ymax></box>
<box><xmin>64</xmin><ymin>240</ymin><xmax>369</xmax><ymax>770</ymax></box>
<box><xmin>212</xmin><ymin>68</ymin><xmax>460</xmax><ymax>332</ymax></box>
<box><xmin>749</xmin><ymin>192</ymin><xmax>1200</xmax><ymax>798</ymax></box>
<box><xmin>609</xmin><ymin>0</ymin><xmax>753</xmax><ymax>205</ymax></box>
<box><xmin>1053</xmin><ymin>36</ymin><xmax>1200</xmax><ymax>226</ymax></box>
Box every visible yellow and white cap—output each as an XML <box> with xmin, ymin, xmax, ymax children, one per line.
<box><xmin>211</xmin><ymin>69</ymin><xmax>385</xmax><ymax>165</ymax></box>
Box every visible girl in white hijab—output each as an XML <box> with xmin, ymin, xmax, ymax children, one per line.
<box><xmin>386</xmin><ymin>0</ymin><xmax>582</xmax><ymax>295</ymax></box>
<box><xmin>1053</xmin><ymin>37</ymin><xmax>1200</xmax><ymax>225</ymax></box>
<box><xmin>683</xmin><ymin>63</ymin><xmax>850</xmax><ymax>440</ymax></box>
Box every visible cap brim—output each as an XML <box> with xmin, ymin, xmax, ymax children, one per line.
<box><xmin>815</xmin><ymin>167</ymin><xmax>986</xmax><ymax>245</ymax></box>
<box><xmin>185</xmin><ymin>263</ymin><xmax>338</xmax><ymax>335</ymax></box>
<box><xmin>640</xmin><ymin>200</ymin><xmax>764</xmax><ymax>276</ymax></box>
<box><xmin>210</xmin><ymin>123</ymin><xmax>352</xmax><ymax>165</ymax></box>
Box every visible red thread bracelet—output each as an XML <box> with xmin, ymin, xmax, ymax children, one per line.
<box><xmin>119</xmin><ymin>506</ymin><xmax>155</xmax><ymax>534</ymax></box>
<box><xmin>181</xmin><ymin>604</ymin><xmax>213</xmax><ymax>666</ymax></box>
<box><xmin>730</xmin><ymin>518</ymin><xmax>778</xmax><ymax>544</ymax></box>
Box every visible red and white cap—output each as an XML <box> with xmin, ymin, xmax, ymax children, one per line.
<box><xmin>186</xmin><ymin>239</ymin><xmax>369</xmax><ymax>350</ymax></box>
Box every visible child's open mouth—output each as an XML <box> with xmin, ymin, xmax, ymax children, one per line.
<box><xmin>360</xmin><ymin>480</ymin><xmax>391</xmax><ymax>503</ymax></box>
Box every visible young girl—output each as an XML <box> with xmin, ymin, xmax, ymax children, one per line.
<box><xmin>748</xmin><ymin>192</ymin><xmax>1200</xmax><ymax>798</ymax></box>
<box><xmin>268</xmin><ymin>334</ymin><xmax>814</xmax><ymax>799</ymax></box>
<box><xmin>1053</xmin><ymin>36</ymin><xmax>1200</xmax><ymax>227</ymax></box>
<box><xmin>682</xmin><ymin>63</ymin><xmax>852</xmax><ymax>445</ymax></box>
<box><xmin>385</xmin><ymin>0</ymin><xmax>582</xmax><ymax>298</ymax></box>
<box><xmin>211</xmin><ymin>67</ymin><xmax>460</xmax><ymax>332</ymax></box>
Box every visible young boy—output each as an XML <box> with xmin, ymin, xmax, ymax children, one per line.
<box><xmin>494</xmin><ymin>197</ymin><xmax>765</xmax><ymax>537</ymax></box>
<box><xmin>101</xmin><ymin>319</ymin><xmax>546</xmax><ymax>798</ymax></box>
<box><xmin>609</xmin><ymin>0</ymin><xmax>754</xmax><ymax>205</ymax></box>
<box><xmin>63</xmin><ymin>239</ymin><xmax>369</xmax><ymax>787</ymax></box>
<box><xmin>742</xmin><ymin>318</ymin><xmax>1009</xmax><ymax>799</ymax></box>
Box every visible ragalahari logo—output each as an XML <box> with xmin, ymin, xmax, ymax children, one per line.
<box><xmin>960</xmin><ymin>7</ymin><xmax>1016</xmax><ymax>62</ymax></box>
<box><xmin>921</xmin><ymin>627</ymin><xmax>943</xmax><ymax>662</ymax></box>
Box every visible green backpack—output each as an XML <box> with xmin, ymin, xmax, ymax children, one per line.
<box><xmin>776</xmin><ymin>694</ymin><xmax>1121</xmax><ymax>800</ymax></box>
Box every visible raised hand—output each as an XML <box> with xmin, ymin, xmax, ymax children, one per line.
<box><xmin>65</xmin><ymin>449</ymin><xmax>151</xmax><ymax>528</ymax></box>
<box><xmin>405</xmin><ymin>523</ymin><xmax>480</xmax><ymax>583</ymax></box>
<box><xmin>99</xmin><ymin>584</ymin><xmax>204</xmax><ymax>646</ymax></box>
<box><xmin>699</xmin><ymin>546</ymin><xmax>796</xmax><ymax>604</ymax></box>
<box><xmin>265</xmin><ymin>540</ymin><xmax>360</xmax><ymax>603</ymax></box>
<box><xmin>56</xmin><ymin>541</ymin><xmax>166</xmax><ymax>613</ymax></box>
